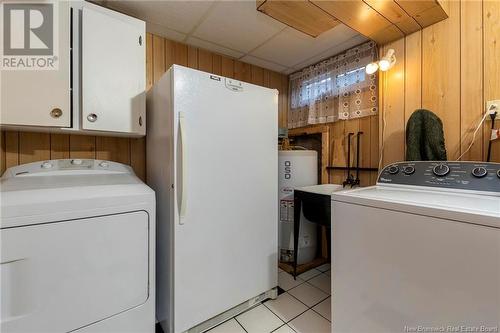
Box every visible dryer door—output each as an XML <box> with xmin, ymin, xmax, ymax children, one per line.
<box><xmin>0</xmin><ymin>211</ymin><xmax>149</xmax><ymax>333</ymax></box>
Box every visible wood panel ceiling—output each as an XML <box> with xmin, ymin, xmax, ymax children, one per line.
<box><xmin>256</xmin><ymin>0</ymin><xmax>340</xmax><ymax>37</ymax></box>
<box><xmin>257</xmin><ymin>0</ymin><xmax>449</xmax><ymax>45</ymax></box>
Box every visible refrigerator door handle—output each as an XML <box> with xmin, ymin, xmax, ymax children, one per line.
<box><xmin>178</xmin><ymin>112</ymin><xmax>187</xmax><ymax>222</ymax></box>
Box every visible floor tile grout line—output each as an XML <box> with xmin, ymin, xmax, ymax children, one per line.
<box><xmin>278</xmin><ymin>273</ymin><xmax>306</xmax><ymax>292</ymax></box>
<box><xmin>233</xmin><ymin>294</ymin><xmax>329</xmax><ymax>333</ymax></box>
<box><xmin>296</xmin><ymin>271</ymin><xmax>322</xmax><ymax>282</ymax></box>
<box><xmin>306</xmin><ymin>295</ymin><xmax>330</xmax><ymax>309</ymax></box>
<box><xmin>261</xmin><ymin>302</ymin><xmax>290</xmax><ymax>326</ymax></box>
<box><xmin>271</xmin><ymin>324</ymin><xmax>298</xmax><ymax>333</ymax></box>
<box><xmin>278</xmin><ymin>290</ymin><xmax>329</xmax><ymax>322</ymax></box>
<box><xmin>211</xmin><ymin>268</ymin><xmax>332</xmax><ymax>332</ymax></box>
<box><xmin>287</xmin><ymin>287</ymin><xmax>330</xmax><ymax>311</ymax></box>
<box><xmin>311</xmin><ymin>307</ymin><xmax>332</xmax><ymax>323</ymax></box>
<box><xmin>282</xmin><ymin>291</ymin><xmax>312</xmax><ymax>310</ymax></box>
<box><xmin>263</xmin><ymin>296</ymin><xmax>307</xmax><ymax>323</ymax></box>
<box><xmin>264</xmin><ymin>288</ymin><xmax>329</xmax><ymax>326</ymax></box>
<box><xmin>283</xmin><ymin>306</ymin><xmax>309</xmax><ymax>325</ymax></box>
<box><xmin>234</xmin><ymin>317</ymin><xmax>249</xmax><ymax>333</ymax></box>
<box><xmin>287</xmin><ymin>280</ymin><xmax>329</xmax><ymax>297</ymax></box>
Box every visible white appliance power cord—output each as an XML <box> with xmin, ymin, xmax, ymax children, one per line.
<box><xmin>456</xmin><ymin>105</ymin><xmax>497</xmax><ymax>161</ymax></box>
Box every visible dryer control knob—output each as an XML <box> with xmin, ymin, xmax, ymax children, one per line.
<box><xmin>471</xmin><ymin>167</ymin><xmax>488</xmax><ymax>178</ymax></box>
<box><xmin>41</xmin><ymin>161</ymin><xmax>52</xmax><ymax>169</ymax></box>
<box><xmin>71</xmin><ymin>159</ymin><xmax>83</xmax><ymax>165</ymax></box>
<box><xmin>497</xmin><ymin>170</ymin><xmax>500</xmax><ymax>179</ymax></box>
<box><xmin>99</xmin><ymin>161</ymin><xmax>109</xmax><ymax>168</ymax></box>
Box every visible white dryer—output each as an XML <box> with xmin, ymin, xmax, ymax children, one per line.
<box><xmin>331</xmin><ymin>161</ymin><xmax>500</xmax><ymax>333</ymax></box>
<box><xmin>0</xmin><ymin>159</ymin><xmax>155</xmax><ymax>333</ymax></box>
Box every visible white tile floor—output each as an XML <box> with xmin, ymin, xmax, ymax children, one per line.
<box><xmin>205</xmin><ymin>266</ymin><xmax>331</xmax><ymax>333</ymax></box>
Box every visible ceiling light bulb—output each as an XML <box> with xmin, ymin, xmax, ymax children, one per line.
<box><xmin>365</xmin><ymin>62</ymin><xmax>379</xmax><ymax>75</ymax></box>
<box><xmin>379</xmin><ymin>48</ymin><xmax>396</xmax><ymax>71</ymax></box>
<box><xmin>378</xmin><ymin>59</ymin><xmax>391</xmax><ymax>71</ymax></box>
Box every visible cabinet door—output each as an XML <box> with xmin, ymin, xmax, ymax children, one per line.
<box><xmin>0</xmin><ymin>1</ymin><xmax>71</xmax><ymax>128</ymax></box>
<box><xmin>81</xmin><ymin>3</ymin><xmax>145</xmax><ymax>136</ymax></box>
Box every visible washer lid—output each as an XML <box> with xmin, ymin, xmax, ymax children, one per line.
<box><xmin>1</xmin><ymin>160</ymin><xmax>154</xmax><ymax>228</ymax></box>
<box><xmin>332</xmin><ymin>186</ymin><xmax>500</xmax><ymax>228</ymax></box>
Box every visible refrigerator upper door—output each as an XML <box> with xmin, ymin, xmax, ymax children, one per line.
<box><xmin>172</xmin><ymin>66</ymin><xmax>278</xmax><ymax>332</ymax></box>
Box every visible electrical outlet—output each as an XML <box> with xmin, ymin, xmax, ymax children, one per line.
<box><xmin>486</xmin><ymin>100</ymin><xmax>500</xmax><ymax>119</ymax></box>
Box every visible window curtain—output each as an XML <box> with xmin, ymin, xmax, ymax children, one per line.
<box><xmin>288</xmin><ymin>41</ymin><xmax>379</xmax><ymax>129</ymax></box>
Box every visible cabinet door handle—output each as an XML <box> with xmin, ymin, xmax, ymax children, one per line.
<box><xmin>87</xmin><ymin>113</ymin><xmax>98</xmax><ymax>122</ymax></box>
<box><xmin>50</xmin><ymin>108</ymin><xmax>63</xmax><ymax>118</ymax></box>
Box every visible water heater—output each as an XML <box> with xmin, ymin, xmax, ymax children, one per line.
<box><xmin>278</xmin><ymin>150</ymin><xmax>318</xmax><ymax>264</ymax></box>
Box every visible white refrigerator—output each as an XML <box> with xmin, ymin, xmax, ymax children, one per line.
<box><xmin>147</xmin><ymin>65</ymin><xmax>278</xmax><ymax>333</ymax></box>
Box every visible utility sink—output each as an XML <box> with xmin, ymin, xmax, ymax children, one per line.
<box><xmin>295</xmin><ymin>184</ymin><xmax>344</xmax><ymax>196</ymax></box>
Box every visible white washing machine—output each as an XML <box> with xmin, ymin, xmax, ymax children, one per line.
<box><xmin>331</xmin><ymin>161</ymin><xmax>500</xmax><ymax>333</ymax></box>
<box><xmin>0</xmin><ymin>159</ymin><xmax>155</xmax><ymax>333</ymax></box>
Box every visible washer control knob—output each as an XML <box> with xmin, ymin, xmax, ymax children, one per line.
<box><xmin>497</xmin><ymin>170</ymin><xmax>500</xmax><ymax>179</ymax></box>
<box><xmin>433</xmin><ymin>164</ymin><xmax>450</xmax><ymax>177</ymax></box>
<box><xmin>403</xmin><ymin>165</ymin><xmax>415</xmax><ymax>175</ymax></box>
<box><xmin>99</xmin><ymin>161</ymin><xmax>109</xmax><ymax>168</ymax></box>
<box><xmin>471</xmin><ymin>167</ymin><xmax>488</xmax><ymax>178</ymax></box>
<box><xmin>71</xmin><ymin>159</ymin><xmax>83</xmax><ymax>165</ymax></box>
<box><xmin>41</xmin><ymin>161</ymin><xmax>52</xmax><ymax>169</ymax></box>
<box><xmin>388</xmin><ymin>165</ymin><xmax>399</xmax><ymax>174</ymax></box>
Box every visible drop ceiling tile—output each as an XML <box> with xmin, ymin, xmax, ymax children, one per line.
<box><xmin>293</xmin><ymin>34</ymin><xmax>368</xmax><ymax>70</ymax></box>
<box><xmin>239</xmin><ymin>55</ymin><xmax>287</xmax><ymax>73</ymax></box>
<box><xmin>105</xmin><ymin>1</ymin><xmax>214</xmax><ymax>34</ymax></box>
<box><xmin>147</xmin><ymin>22</ymin><xmax>186</xmax><ymax>42</ymax></box>
<box><xmin>192</xmin><ymin>0</ymin><xmax>286</xmax><ymax>53</ymax></box>
<box><xmin>250</xmin><ymin>24</ymin><xmax>360</xmax><ymax>68</ymax></box>
<box><xmin>186</xmin><ymin>37</ymin><xmax>244</xmax><ymax>59</ymax></box>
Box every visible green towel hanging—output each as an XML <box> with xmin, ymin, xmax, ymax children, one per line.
<box><xmin>406</xmin><ymin>109</ymin><xmax>447</xmax><ymax>161</ymax></box>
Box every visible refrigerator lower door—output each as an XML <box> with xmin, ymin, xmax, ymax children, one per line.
<box><xmin>172</xmin><ymin>67</ymin><xmax>278</xmax><ymax>332</ymax></box>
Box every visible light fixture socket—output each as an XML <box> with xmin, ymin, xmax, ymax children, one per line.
<box><xmin>365</xmin><ymin>62</ymin><xmax>379</xmax><ymax>75</ymax></box>
<box><xmin>379</xmin><ymin>49</ymin><xmax>396</xmax><ymax>71</ymax></box>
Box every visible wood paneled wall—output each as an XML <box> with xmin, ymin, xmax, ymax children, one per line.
<box><xmin>327</xmin><ymin>115</ymin><xmax>379</xmax><ymax>186</ymax></box>
<box><xmin>379</xmin><ymin>0</ymin><xmax>500</xmax><ymax>166</ymax></box>
<box><xmin>0</xmin><ymin>33</ymin><xmax>289</xmax><ymax>179</ymax></box>
<box><xmin>289</xmin><ymin>115</ymin><xmax>379</xmax><ymax>186</ymax></box>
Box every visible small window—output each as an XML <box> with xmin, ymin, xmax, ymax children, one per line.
<box><xmin>288</xmin><ymin>42</ymin><xmax>378</xmax><ymax>129</ymax></box>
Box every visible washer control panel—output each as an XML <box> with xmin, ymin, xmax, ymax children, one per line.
<box><xmin>378</xmin><ymin>161</ymin><xmax>500</xmax><ymax>193</ymax></box>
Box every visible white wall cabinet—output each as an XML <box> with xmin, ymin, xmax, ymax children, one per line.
<box><xmin>0</xmin><ymin>1</ymin><xmax>146</xmax><ymax>137</ymax></box>
<box><xmin>1</xmin><ymin>1</ymin><xmax>72</xmax><ymax>128</ymax></box>
<box><xmin>81</xmin><ymin>4</ymin><xmax>145</xmax><ymax>135</ymax></box>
